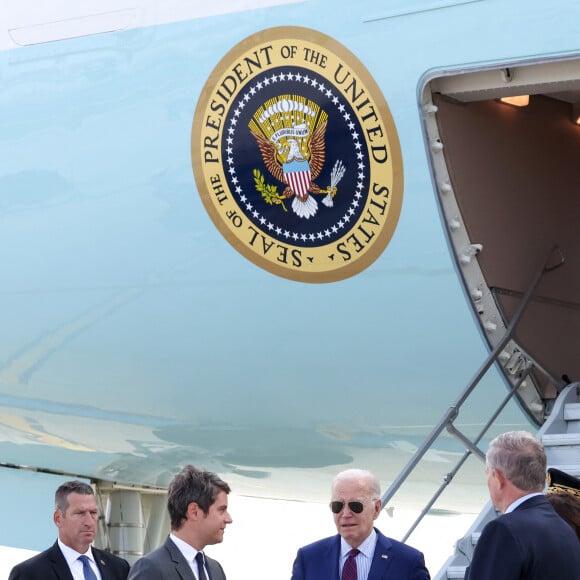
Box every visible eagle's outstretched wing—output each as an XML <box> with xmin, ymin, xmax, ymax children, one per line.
<box><xmin>250</xmin><ymin>131</ymin><xmax>284</xmax><ymax>183</ymax></box>
<box><xmin>308</xmin><ymin>119</ymin><xmax>327</xmax><ymax>180</ymax></box>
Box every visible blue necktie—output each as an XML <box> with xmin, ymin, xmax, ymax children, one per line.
<box><xmin>342</xmin><ymin>548</ymin><xmax>359</xmax><ymax>580</ymax></box>
<box><xmin>79</xmin><ymin>554</ymin><xmax>98</xmax><ymax>580</ymax></box>
<box><xmin>196</xmin><ymin>551</ymin><xmax>208</xmax><ymax>580</ymax></box>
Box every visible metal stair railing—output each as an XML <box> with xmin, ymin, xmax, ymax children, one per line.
<box><xmin>381</xmin><ymin>245</ymin><xmax>565</xmax><ymax>542</ymax></box>
<box><xmin>433</xmin><ymin>382</ymin><xmax>580</xmax><ymax>580</ymax></box>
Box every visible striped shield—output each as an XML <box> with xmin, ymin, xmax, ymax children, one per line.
<box><xmin>283</xmin><ymin>160</ymin><xmax>311</xmax><ymax>200</ymax></box>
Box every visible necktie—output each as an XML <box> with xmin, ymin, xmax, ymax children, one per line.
<box><xmin>196</xmin><ymin>551</ymin><xmax>209</xmax><ymax>580</ymax></box>
<box><xmin>342</xmin><ymin>548</ymin><xmax>359</xmax><ymax>580</ymax></box>
<box><xmin>78</xmin><ymin>555</ymin><xmax>98</xmax><ymax>580</ymax></box>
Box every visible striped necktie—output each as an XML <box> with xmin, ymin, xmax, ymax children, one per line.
<box><xmin>342</xmin><ymin>548</ymin><xmax>359</xmax><ymax>580</ymax></box>
<box><xmin>196</xmin><ymin>551</ymin><xmax>209</xmax><ymax>580</ymax></box>
<box><xmin>78</xmin><ymin>555</ymin><xmax>98</xmax><ymax>580</ymax></box>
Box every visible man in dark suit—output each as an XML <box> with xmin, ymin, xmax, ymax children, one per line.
<box><xmin>291</xmin><ymin>469</ymin><xmax>430</xmax><ymax>580</ymax></box>
<box><xmin>9</xmin><ymin>480</ymin><xmax>130</xmax><ymax>580</ymax></box>
<box><xmin>465</xmin><ymin>431</ymin><xmax>580</xmax><ymax>580</ymax></box>
<box><xmin>128</xmin><ymin>465</ymin><xmax>232</xmax><ymax>580</ymax></box>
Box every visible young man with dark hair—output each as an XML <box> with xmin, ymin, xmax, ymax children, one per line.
<box><xmin>128</xmin><ymin>465</ymin><xmax>232</xmax><ymax>580</ymax></box>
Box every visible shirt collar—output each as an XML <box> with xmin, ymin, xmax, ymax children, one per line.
<box><xmin>169</xmin><ymin>533</ymin><xmax>202</xmax><ymax>562</ymax></box>
<box><xmin>505</xmin><ymin>492</ymin><xmax>543</xmax><ymax>513</ymax></box>
<box><xmin>57</xmin><ymin>538</ymin><xmax>93</xmax><ymax>567</ymax></box>
<box><xmin>340</xmin><ymin>527</ymin><xmax>377</xmax><ymax>560</ymax></box>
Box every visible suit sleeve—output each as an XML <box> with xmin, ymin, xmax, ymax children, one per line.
<box><xmin>290</xmin><ymin>549</ymin><xmax>305</xmax><ymax>580</ymax></box>
<box><xmin>467</xmin><ymin>519</ymin><xmax>521</xmax><ymax>580</ymax></box>
<box><xmin>410</xmin><ymin>550</ymin><xmax>431</xmax><ymax>580</ymax></box>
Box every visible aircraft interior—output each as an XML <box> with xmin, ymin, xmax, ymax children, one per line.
<box><xmin>423</xmin><ymin>56</ymin><xmax>580</xmax><ymax>424</ymax></box>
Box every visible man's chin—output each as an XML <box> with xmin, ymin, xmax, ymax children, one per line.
<box><xmin>340</xmin><ymin>524</ymin><xmax>358</xmax><ymax>534</ymax></box>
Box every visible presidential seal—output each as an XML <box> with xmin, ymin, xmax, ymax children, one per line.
<box><xmin>192</xmin><ymin>27</ymin><xmax>403</xmax><ymax>283</ymax></box>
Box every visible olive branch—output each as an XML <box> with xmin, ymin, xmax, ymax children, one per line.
<box><xmin>253</xmin><ymin>169</ymin><xmax>287</xmax><ymax>212</ymax></box>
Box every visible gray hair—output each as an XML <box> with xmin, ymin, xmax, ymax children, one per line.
<box><xmin>55</xmin><ymin>480</ymin><xmax>94</xmax><ymax>513</ymax></box>
<box><xmin>332</xmin><ymin>469</ymin><xmax>381</xmax><ymax>499</ymax></box>
<box><xmin>486</xmin><ymin>431</ymin><xmax>546</xmax><ymax>492</ymax></box>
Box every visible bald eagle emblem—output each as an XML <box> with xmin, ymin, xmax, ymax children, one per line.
<box><xmin>249</xmin><ymin>95</ymin><xmax>345</xmax><ymax>219</ymax></box>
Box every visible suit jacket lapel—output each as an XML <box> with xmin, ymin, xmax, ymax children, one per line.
<box><xmin>327</xmin><ymin>536</ymin><xmax>341</xmax><ymax>580</ymax></box>
<box><xmin>92</xmin><ymin>548</ymin><xmax>114</xmax><ymax>580</ymax></box>
<box><xmin>368</xmin><ymin>530</ymin><xmax>393</xmax><ymax>580</ymax></box>
<box><xmin>48</xmin><ymin>542</ymin><xmax>75</xmax><ymax>580</ymax></box>
<box><xmin>165</xmin><ymin>537</ymin><xmax>196</xmax><ymax>580</ymax></box>
<box><xmin>206</xmin><ymin>558</ymin><xmax>224</xmax><ymax>580</ymax></box>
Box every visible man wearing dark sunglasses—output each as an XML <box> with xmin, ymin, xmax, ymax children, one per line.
<box><xmin>291</xmin><ymin>469</ymin><xmax>430</xmax><ymax>579</ymax></box>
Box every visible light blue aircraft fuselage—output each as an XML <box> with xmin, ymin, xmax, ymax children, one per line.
<box><xmin>1</xmin><ymin>0</ymin><xmax>579</xmax><ymax>557</ymax></box>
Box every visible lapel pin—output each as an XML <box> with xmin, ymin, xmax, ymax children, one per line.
<box><xmin>381</xmin><ymin>554</ymin><xmax>389</xmax><ymax>559</ymax></box>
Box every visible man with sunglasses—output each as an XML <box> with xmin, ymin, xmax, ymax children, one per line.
<box><xmin>291</xmin><ymin>469</ymin><xmax>430</xmax><ymax>580</ymax></box>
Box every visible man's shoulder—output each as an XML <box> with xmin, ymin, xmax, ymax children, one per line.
<box><xmin>497</xmin><ymin>496</ymin><xmax>553</xmax><ymax>524</ymax></box>
<box><xmin>8</xmin><ymin>545</ymin><xmax>62</xmax><ymax>580</ymax></box>
<box><xmin>93</xmin><ymin>547</ymin><xmax>130</xmax><ymax>570</ymax></box>
<box><xmin>297</xmin><ymin>535</ymin><xmax>338</xmax><ymax>555</ymax></box>
<box><xmin>11</xmin><ymin>545</ymin><xmax>57</xmax><ymax>569</ymax></box>
<box><xmin>375</xmin><ymin>529</ymin><xmax>425</xmax><ymax>559</ymax></box>
<box><xmin>136</xmin><ymin>542</ymin><xmax>171</xmax><ymax>562</ymax></box>
<box><xmin>128</xmin><ymin>544</ymin><xmax>172</xmax><ymax>579</ymax></box>
<box><xmin>480</xmin><ymin>497</ymin><xmax>569</xmax><ymax>540</ymax></box>
<box><xmin>135</xmin><ymin>537</ymin><xmax>183</xmax><ymax>568</ymax></box>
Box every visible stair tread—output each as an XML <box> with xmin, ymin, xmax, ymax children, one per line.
<box><xmin>446</xmin><ymin>566</ymin><xmax>467</xmax><ymax>579</ymax></box>
<box><xmin>564</xmin><ymin>403</ymin><xmax>580</xmax><ymax>421</ymax></box>
<box><xmin>542</xmin><ymin>433</ymin><xmax>580</xmax><ymax>445</ymax></box>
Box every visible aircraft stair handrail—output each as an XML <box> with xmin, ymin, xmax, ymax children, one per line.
<box><xmin>380</xmin><ymin>245</ymin><xmax>565</xmax><ymax>540</ymax></box>
<box><xmin>434</xmin><ymin>382</ymin><xmax>580</xmax><ymax>580</ymax></box>
<box><xmin>394</xmin><ymin>362</ymin><xmax>533</xmax><ymax>542</ymax></box>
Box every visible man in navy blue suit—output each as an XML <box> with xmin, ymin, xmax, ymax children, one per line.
<box><xmin>465</xmin><ymin>431</ymin><xmax>580</xmax><ymax>580</ymax></box>
<box><xmin>291</xmin><ymin>469</ymin><xmax>430</xmax><ymax>580</ymax></box>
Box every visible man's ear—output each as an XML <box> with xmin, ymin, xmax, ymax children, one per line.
<box><xmin>494</xmin><ymin>468</ymin><xmax>508</xmax><ymax>488</ymax></box>
<box><xmin>373</xmin><ymin>498</ymin><xmax>382</xmax><ymax>519</ymax></box>
<box><xmin>187</xmin><ymin>502</ymin><xmax>201</xmax><ymax>520</ymax></box>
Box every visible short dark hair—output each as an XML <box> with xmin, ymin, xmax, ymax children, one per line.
<box><xmin>167</xmin><ymin>465</ymin><xmax>230</xmax><ymax>530</ymax></box>
<box><xmin>55</xmin><ymin>480</ymin><xmax>94</xmax><ymax>513</ymax></box>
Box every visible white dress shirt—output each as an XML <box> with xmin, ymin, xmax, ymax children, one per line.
<box><xmin>339</xmin><ymin>529</ymin><xmax>378</xmax><ymax>580</ymax></box>
<box><xmin>57</xmin><ymin>539</ymin><xmax>102</xmax><ymax>580</ymax></box>
<box><xmin>169</xmin><ymin>533</ymin><xmax>207</xmax><ymax>580</ymax></box>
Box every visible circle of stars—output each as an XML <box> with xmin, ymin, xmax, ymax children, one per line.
<box><xmin>224</xmin><ymin>70</ymin><xmax>368</xmax><ymax>245</ymax></box>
